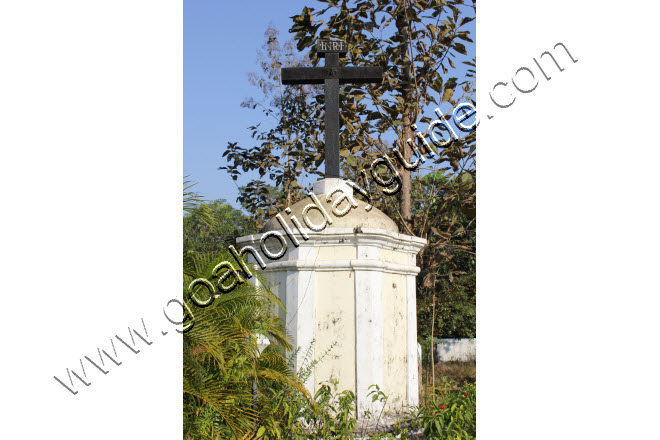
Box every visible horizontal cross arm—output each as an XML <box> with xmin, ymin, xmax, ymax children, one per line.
<box><xmin>282</xmin><ymin>67</ymin><xmax>327</xmax><ymax>85</ymax></box>
<box><xmin>282</xmin><ymin>66</ymin><xmax>383</xmax><ymax>85</ymax></box>
<box><xmin>337</xmin><ymin>67</ymin><xmax>383</xmax><ymax>84</ymax></box>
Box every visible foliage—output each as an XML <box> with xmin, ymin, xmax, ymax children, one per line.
<box><xmin>182</xmin><ymin>179</ymin><xmax>311</xmax><ymax>439</ymax></box>
<box><xmin>433</xmin><ymin>273</ymin><xmax>475</xmax><ymax>339</ymax></box>
<box><xmin>222</xmin><ymin>1</ymin><xmax>476</xmax><ymax>227</ymax></box>
<box><xmin>211</xmin><ymin>1</ymin><xmax>480</xmax><ymax>434</ymax></box>
<box><xmin>428</xmin><ymin>360</ymin><xmax>476</xmax><ymax>388</ymax></box>
<box><xmin>307</xmin><ymin>380</ymin><xmax>358</xmax><ymax>439</ymax></box>
<box><xmin>417</xmin><ymin>268</ymin><xmax>475</xmax><ymax>341</ymax></box>
<box><xmin>220</xmin><ymin>0</ymin><xmax>478</xmax><ymax>342</ymax></box>
<box><xmin>221</xmin><ymin>25</ymin><xmax>322</xmax><ymax>216</ymax></box>
<box><xmin>254</xmin><ymin>377</ymin><xmax>476</xmax><ymax>440</ymax></box>
<box><xmin>289</xmin><ymin>0</ymin><xmax>476</xmax><ymax>230</ymax></box>
<box><xmin>257</xmin><ymin>379</ymin><xmax>392</xmax><ymax>440</ymax></box>
<box><xmin>184</xmin><ymin>178</ymin><xmax>209</xmax><ymax>217</ymax></box>
<box><xmin>237</xmin><ymin>182</ymin><xmax>305</xmax><ymax>230</ymax></box>
<box><xmin>409</xmin><ymin>170</ymin><xmax>476</xmax><ymax>340</ymax></box>
<box><xmin>184</xmin><ymin>199</ymin><xmax>257</xmax><ymax>253</ymax></box>
<box><xmin>255</xmin><ymin>342</ymin><xmax>328</xmax><ymax>439</ymax></box>
<box><xmin>182</xmin><ymin>250</ymin><xmax>310</xmax><ymax>439</ymax></box>
<box><xmin>417</xmin><ymin>378</ymin><xmax>476</xmax><ymax>439</ymax></box>
<box><xmin>287</xmin><ymin>0</ymin><xmax>477</xmax><ymax>342</ymax></box>
<box><xmin>219</xmin><ymin>2</ymin><xmax>477</xmax><ymax>344</ymax></box>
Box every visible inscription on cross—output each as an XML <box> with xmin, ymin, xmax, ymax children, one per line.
<box><xmin>282</xmin><ymin>40</ymin><xmax>383</xmax><ymax>178</ymax></box>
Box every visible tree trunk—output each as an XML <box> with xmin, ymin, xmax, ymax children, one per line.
<box><xmin>430</xmin><ymin>292</ymin><xmax>436</xmax><ymax>381</ymax></box>
<box><xmin>396</xmin><ymin>1</ymin><xmax>413</xmax><ymax>233</ymax></box>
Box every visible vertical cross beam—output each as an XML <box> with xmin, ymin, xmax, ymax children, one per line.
<box><xmin>281</xmin><ymin>40</ymin><xmax>382</xmax><ymax>179</ymax></box>
<box><xmin>324</xmin><ymin>52</ymin><xmax>340</xmax><ymax>178</ymax></box>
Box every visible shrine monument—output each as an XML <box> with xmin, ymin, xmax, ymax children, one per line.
<box><xmin>235</xmin><ymin>40</ymin><xmax>426</xmax><ymax>415</ymax></box>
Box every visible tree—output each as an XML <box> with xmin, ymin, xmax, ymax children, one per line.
<box><xmin>287</xmin><ymin>1</ymin><xmax>477</xmax><ymax>349</ymax></box>
<box><xmin>184</xmin><ymin>199</ymin><xmax>257</xmax><ymax>253</ymax></box>
<box><xmin>182</xmin><ymin>180</ymin><xmax>309</xmax><ymax>439</ymax></box>
<box><xmin>413</xmin><ymin>169</ymin><xmax>475</xmax><ymax>335</ymax></box>
<box><xmin>219</xmin><ymin>1</ymin><xmax>477</xmax><ymax>352</ymax></box>
<box><xmin>236</xmin><ymin>182</ymin><xmax>294</xmax><ymax>230</ymax></box>
<box><xmin>183</xmin><ymin>251</ymin><xmax>308</xmax><ymax>439</ymax></box>
<box><xmin>220</xmin><ymin>25</ymin><xmax>324</xmax><ymax>217</ymax></box>
<box><xmin>289</xmin><ymin>0</ymin><xmax>476</xmax><ymax>233</ymax></box>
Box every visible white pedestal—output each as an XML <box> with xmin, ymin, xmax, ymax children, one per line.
<box><xmin>235</xmin><ymin>179</ymin><xmax>426</xmax><ymax>415</ymax></box>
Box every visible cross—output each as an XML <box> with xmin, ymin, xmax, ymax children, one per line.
<box><xmin>281</xmin><ymin>40</ymin><xmax>383</xmax><ymax>179</ymax></box>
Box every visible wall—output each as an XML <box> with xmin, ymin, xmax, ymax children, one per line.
<box><xmin>381</xmin><ymin>271</ymin><xmax>408</xmax><ymax>410</ymax></box>
<box><xmin>314</xmin><ymin>269</ymin><xmax>356</xmax><ymax>394</ymax></box>
<box><xmin>435</xmin><ymin>339</ymin><xmax>476</xmax><ymax>362</ymax></box>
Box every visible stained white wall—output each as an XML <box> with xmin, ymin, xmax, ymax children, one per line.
<box><xmin>238</xmin><ymin>227</ymin><xmax>426</xmax><ymax>416</ymax></box>
<box><xmin>435</xmin><ymin>339</ymin><xmax>476</xmax><ymax>362</ymax></box>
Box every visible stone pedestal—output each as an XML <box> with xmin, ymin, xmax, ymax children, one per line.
<box><xmin>236</xmin><ymin>179</ymin><xmax>426</xmax><ymax>415</ymax></box>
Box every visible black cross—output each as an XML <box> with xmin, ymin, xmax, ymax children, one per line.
<box><xmin>281</xmin><ymin>40</ymin><xmax>383</xmax><ymax>179</ymax></box>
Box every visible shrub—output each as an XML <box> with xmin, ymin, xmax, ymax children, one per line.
<box><xmin>417</xmin><ymin>377</ymin><xmax>476</xmax><ymax>439</ymax></box>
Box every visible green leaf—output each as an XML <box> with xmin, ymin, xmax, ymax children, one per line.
<box><xmin>442</xmin><ymin>88</ymin><xmax>454</xmax><ymax>102</ymax></box>
<box><xmin>460</xmin><ymin>16</ymin><xmax>475</xmax><ymax>27</ymax></box>
<box><xmin>428</xmin><ymin>23</ymin><xmax>437</xmax><ymax>40</ymax></box>
<box><xmin>432</xmin><ymin>76</ymin><xmax>444</xmax><ymax>93</ymax></box>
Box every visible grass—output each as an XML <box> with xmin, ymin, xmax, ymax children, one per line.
<box><xmin>421</xmin><ymin>360</ymin><xmax>476</xmax><ymax>402</ymax></box>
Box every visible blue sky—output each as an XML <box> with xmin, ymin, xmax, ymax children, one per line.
<box><xmin>185</xmin><ymin>0</ymin><xmax>312</xmax><ymax>208</ymax></box>
<box><xmin>184</xmin><ymin>1</ymin><xmax>475</xmax><ymax>209</ymax></box>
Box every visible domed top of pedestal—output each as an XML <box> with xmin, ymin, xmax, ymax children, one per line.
<box><xmin>262</xmin><ymin>178</ymin><xmax>399</xmax><ymax>233</ymax></box>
